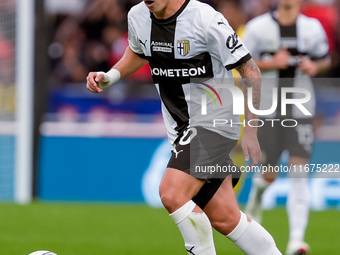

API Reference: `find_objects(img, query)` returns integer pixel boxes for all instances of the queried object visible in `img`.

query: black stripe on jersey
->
[158,79,190,134]
[277,23,298,117]
[147,2,214,134]
[149,11,190,134]
[279,23,298,78]
[225,53,252,71]
[271,13,302,117]
[148,52,214,134]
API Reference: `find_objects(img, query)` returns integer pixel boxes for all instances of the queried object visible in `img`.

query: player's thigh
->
[159,167,205,199]
[189,129,239,209]
[162,126,238,212]
[203,177,240,235]
[159,167,205,213]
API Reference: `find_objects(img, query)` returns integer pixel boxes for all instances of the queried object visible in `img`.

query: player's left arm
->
[235,58,262,167]
[205,13,262,165]
[299,56,331,77]
[299,19,331,77]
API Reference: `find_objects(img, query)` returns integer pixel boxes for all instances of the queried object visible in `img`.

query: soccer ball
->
[28,251,57,255]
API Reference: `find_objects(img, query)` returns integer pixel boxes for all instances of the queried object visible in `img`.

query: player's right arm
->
[205,13,262,166]
[86,46,148,94]
[235,58,262,167]
[254,48,291,71]
[242,21,291,71]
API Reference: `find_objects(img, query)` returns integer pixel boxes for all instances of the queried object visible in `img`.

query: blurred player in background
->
[86,0,283,254]
[243,0,331,254]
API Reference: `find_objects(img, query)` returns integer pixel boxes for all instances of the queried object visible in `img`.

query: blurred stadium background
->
[0,0,339,254]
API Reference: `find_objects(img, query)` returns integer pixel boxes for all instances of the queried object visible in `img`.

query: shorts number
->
[295,124,314,152]
[179,127,197,146]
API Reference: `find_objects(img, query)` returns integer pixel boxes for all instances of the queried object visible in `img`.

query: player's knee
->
[159,191,171,209]
[210,212,240,235]
[264,177,275,183]
[211,219,238,235]
[159,180,188,212]
[159,190,183,213]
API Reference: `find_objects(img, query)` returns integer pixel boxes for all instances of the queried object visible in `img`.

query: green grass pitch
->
[0,202,339,254]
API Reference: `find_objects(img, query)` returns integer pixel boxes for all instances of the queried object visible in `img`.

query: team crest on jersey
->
[177,40,190,56]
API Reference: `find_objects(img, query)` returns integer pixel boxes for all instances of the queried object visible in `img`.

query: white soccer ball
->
[28,251,57,255]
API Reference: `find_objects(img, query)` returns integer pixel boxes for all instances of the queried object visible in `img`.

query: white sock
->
[287,174,309,244]
[227,211,282,255]
[170,200,216,255]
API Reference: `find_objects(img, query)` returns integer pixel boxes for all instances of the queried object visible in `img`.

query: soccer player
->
[243,0,330,254]
[86,0,282,254]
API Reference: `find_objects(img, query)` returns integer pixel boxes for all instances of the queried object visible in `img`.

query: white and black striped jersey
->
[243,12,329,119]
[128,0,251,147]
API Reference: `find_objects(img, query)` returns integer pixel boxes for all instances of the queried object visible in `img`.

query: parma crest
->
[177,40,190,56]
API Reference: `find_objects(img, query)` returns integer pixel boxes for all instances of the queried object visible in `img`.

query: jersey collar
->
[271,10,300,26]
[150,0,190,24]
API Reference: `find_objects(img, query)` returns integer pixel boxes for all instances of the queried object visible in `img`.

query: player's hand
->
[86,72,104,93]
[241,127,261,167]
[272,48,291,69]
[298,56,318,77]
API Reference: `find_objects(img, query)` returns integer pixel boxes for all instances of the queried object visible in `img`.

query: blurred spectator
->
[301,1,338,53]
[218,0,247,33]
[45,0,86,15]
[243,0,276,19]
[48,0,152,93]
[0,27,14,115]
[0,0,15,115]
[49,18,88,84]
[0,0,15,87]
[0,28,13,87]
[80,1,107,41]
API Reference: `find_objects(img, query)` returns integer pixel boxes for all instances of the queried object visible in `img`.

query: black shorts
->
[167,126,240,209]
[258,118,314,166]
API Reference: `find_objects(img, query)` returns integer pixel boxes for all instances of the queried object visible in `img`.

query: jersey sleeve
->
[242,21,261,60]
[127,13,145,57]
[206,13,251,71]
[309,19,329,60]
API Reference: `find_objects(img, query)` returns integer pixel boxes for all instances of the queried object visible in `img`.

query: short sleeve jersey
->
[243,12,329,119]
[128,0,251,146]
